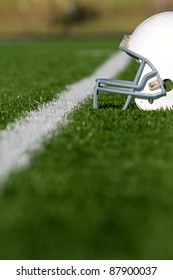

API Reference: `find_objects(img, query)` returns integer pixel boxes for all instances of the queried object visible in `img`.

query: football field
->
[0,38,173,260]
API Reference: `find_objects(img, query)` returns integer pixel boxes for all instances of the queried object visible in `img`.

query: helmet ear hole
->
[163,79,173,92]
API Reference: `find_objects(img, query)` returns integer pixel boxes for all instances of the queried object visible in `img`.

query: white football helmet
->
[94,11,173,110]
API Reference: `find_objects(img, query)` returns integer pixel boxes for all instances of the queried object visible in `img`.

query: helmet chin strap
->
[149,79,163,91]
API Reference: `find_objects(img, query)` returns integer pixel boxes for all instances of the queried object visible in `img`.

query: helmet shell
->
[128,12,173,110]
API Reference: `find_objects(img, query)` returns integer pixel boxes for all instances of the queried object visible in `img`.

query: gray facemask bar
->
[93,46,166,110]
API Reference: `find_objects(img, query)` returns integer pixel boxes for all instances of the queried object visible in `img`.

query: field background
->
[1,0,173,261]
[0,0,173,36]
[1,41,173,259]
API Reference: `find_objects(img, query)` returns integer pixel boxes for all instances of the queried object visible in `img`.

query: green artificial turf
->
[1,41,173,260]
[0,38,117,129]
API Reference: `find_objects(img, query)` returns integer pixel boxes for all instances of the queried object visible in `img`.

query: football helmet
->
[93,11,173,110]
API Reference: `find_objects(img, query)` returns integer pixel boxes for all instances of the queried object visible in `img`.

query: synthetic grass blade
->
[0,52,130,182]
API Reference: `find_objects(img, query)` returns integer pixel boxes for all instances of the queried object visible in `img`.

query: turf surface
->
[0,38,116,129]
[1,39,173,260]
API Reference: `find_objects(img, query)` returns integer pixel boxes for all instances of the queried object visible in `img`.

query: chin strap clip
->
[149,79,163,91]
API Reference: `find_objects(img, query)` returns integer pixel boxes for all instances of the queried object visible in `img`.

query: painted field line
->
[0,52,130,182]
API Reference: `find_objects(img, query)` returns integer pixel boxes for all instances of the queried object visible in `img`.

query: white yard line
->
[0,52,130,182]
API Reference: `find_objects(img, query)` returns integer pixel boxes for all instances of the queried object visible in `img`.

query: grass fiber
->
[1,38,173,260]
[0,38,116,129]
